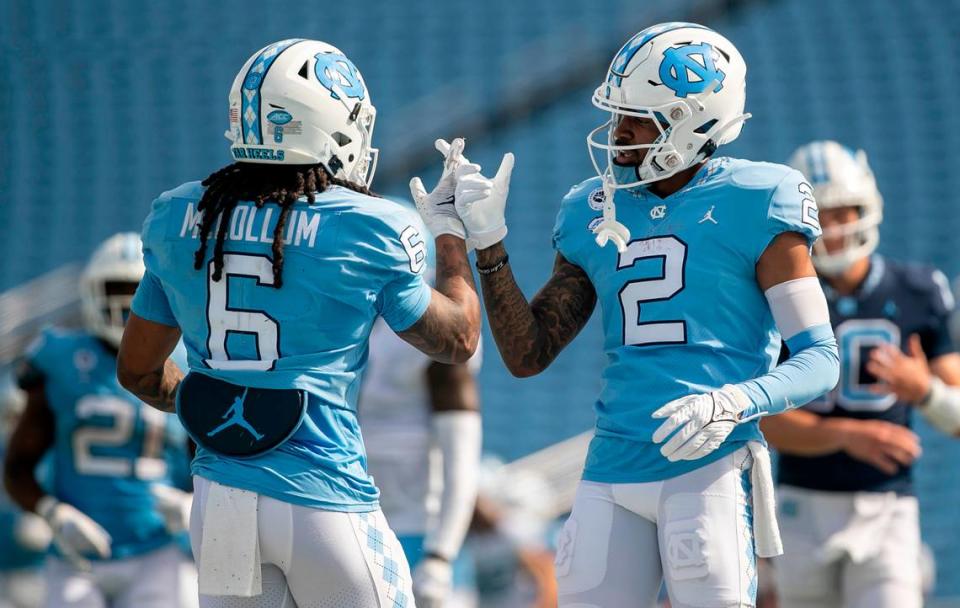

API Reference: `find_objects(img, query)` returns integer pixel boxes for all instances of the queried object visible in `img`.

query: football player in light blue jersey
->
[115,39,481,607]
[428,23,841,607]
[3,233,197,608]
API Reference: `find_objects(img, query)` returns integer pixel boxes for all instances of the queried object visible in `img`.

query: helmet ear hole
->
[348,154,355,162]
[298,61,309,80]
[331,132,352,146]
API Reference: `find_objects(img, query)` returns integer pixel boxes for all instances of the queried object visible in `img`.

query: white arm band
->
[764,276,831,341]
[919,377,960,435]
[424,410,482,560]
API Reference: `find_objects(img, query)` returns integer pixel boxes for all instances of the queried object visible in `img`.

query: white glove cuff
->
[468,225,508,251]
[919,376,960,435]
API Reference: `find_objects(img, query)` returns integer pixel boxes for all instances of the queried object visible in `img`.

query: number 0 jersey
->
[131,181,432,510]
[16,328,188,559]
[777,256,956,495]
[553,157,821,484]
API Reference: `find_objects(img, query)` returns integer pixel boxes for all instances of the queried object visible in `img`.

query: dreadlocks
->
[192,162,373,288]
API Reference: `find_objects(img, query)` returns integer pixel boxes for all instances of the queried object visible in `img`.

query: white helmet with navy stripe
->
[80,232,145,348]
[788,141,882,275]
[588,23,749,190]
[226,39,378,187]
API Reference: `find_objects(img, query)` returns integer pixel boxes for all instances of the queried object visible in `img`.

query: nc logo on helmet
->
[314,53,366,101]
[658,43,725,99]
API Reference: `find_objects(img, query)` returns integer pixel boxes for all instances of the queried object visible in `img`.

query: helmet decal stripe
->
[241,39,306,145]
[607,22,711,86]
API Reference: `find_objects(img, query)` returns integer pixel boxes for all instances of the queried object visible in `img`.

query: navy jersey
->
[16,329,189,559]
[553,157,821,483]
[131,182,432,510]
[777,256,956,494]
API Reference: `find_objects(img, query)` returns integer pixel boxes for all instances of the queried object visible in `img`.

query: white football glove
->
[13,511,52,552]
[37,496,112,570]
[652,384,752,461]
[410,138,470,241]
[412,556,453,608]
[151,485,193,534]
[454,153,514,251]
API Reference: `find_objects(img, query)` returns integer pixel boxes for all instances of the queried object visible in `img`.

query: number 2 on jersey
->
[618,236,687,346]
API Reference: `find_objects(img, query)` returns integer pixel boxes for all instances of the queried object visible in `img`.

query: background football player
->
[0,384,49,608]
[360,314,482,608]
[761,140,960,608]
[3,233,196,608]
[116,39,481,607]
[416,22,840,607]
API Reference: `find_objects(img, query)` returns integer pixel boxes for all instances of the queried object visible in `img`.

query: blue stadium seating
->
[4,0,960,596]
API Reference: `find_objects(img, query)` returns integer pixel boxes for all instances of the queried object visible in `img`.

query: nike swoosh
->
[438,196,455,206]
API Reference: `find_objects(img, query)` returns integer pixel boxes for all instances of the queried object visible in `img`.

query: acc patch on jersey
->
[588,188,606,211]
[177,373,306,458]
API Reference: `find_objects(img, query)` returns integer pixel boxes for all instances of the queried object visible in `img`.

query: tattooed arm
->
[117,314,184,413]
[399,235,482,365]
[475,243,597,377]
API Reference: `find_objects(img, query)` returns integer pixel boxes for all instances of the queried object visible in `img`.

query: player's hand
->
[13,512,52,552]
[652,385,751,461]
[151,485,193,534]
[410,138,470,242]
[836,418,922,475]
[865,334,931,404]
[37,496,112,570]
[454,153,514,251]
[412,556,453,608]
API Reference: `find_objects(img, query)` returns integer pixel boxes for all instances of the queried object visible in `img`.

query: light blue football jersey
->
[131,182,432,510]
[19,328,188,560]
[553,158,821,483]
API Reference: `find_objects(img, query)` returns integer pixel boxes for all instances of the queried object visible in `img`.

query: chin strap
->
[592,178,631,252]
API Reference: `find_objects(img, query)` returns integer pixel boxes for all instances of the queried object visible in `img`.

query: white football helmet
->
[226,39,378,187]
[587,23,750,250]
[80,233,145,348]
[788,141,882,275]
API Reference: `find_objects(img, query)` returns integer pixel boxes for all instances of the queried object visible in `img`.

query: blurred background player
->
[762,140,960,608]
[2,233,196,608]
[445,22,839,607]
[0,383,49,608]
[360,314,482,608]
[116,39,481,607]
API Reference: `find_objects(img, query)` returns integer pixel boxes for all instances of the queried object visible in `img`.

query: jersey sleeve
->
[552,179,600,268]
[918,268,956,359]
[131,270,178,327]
[751,168,823,261]
[14,331,52,390]
[372,210,433,332]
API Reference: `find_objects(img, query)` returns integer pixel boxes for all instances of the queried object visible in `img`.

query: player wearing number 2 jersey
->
[761,141,960,608]
[418,23,841,606]
[3,233,196,608]
[116,39,480,608]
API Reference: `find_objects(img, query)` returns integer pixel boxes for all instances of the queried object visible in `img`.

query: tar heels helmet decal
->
[314,53,366,101]
[226,40,379,187]
[658,43,726,99]
[587,23,749,251]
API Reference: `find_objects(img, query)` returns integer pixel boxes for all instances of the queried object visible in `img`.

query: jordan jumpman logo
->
[206,388,265,440]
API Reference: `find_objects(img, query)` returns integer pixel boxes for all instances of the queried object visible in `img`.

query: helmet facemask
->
[813,203,882,276]
[81,280,139,348]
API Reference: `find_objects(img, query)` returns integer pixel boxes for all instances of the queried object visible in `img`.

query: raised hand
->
[454,153,514,251]
[409,138,470,241]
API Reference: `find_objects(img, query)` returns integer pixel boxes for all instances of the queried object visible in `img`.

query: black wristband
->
[476,254,509,275]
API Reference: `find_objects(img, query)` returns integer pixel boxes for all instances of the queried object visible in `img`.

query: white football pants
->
[44,544,196,608]
[189,476,413,608]
[556,447,758,608]
[773,485,921,608]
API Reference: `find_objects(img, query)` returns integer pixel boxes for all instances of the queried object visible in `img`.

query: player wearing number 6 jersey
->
[421,23,840,606]
[3,233,197,608]
[116,39,480,608]
[761,141,960,608]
